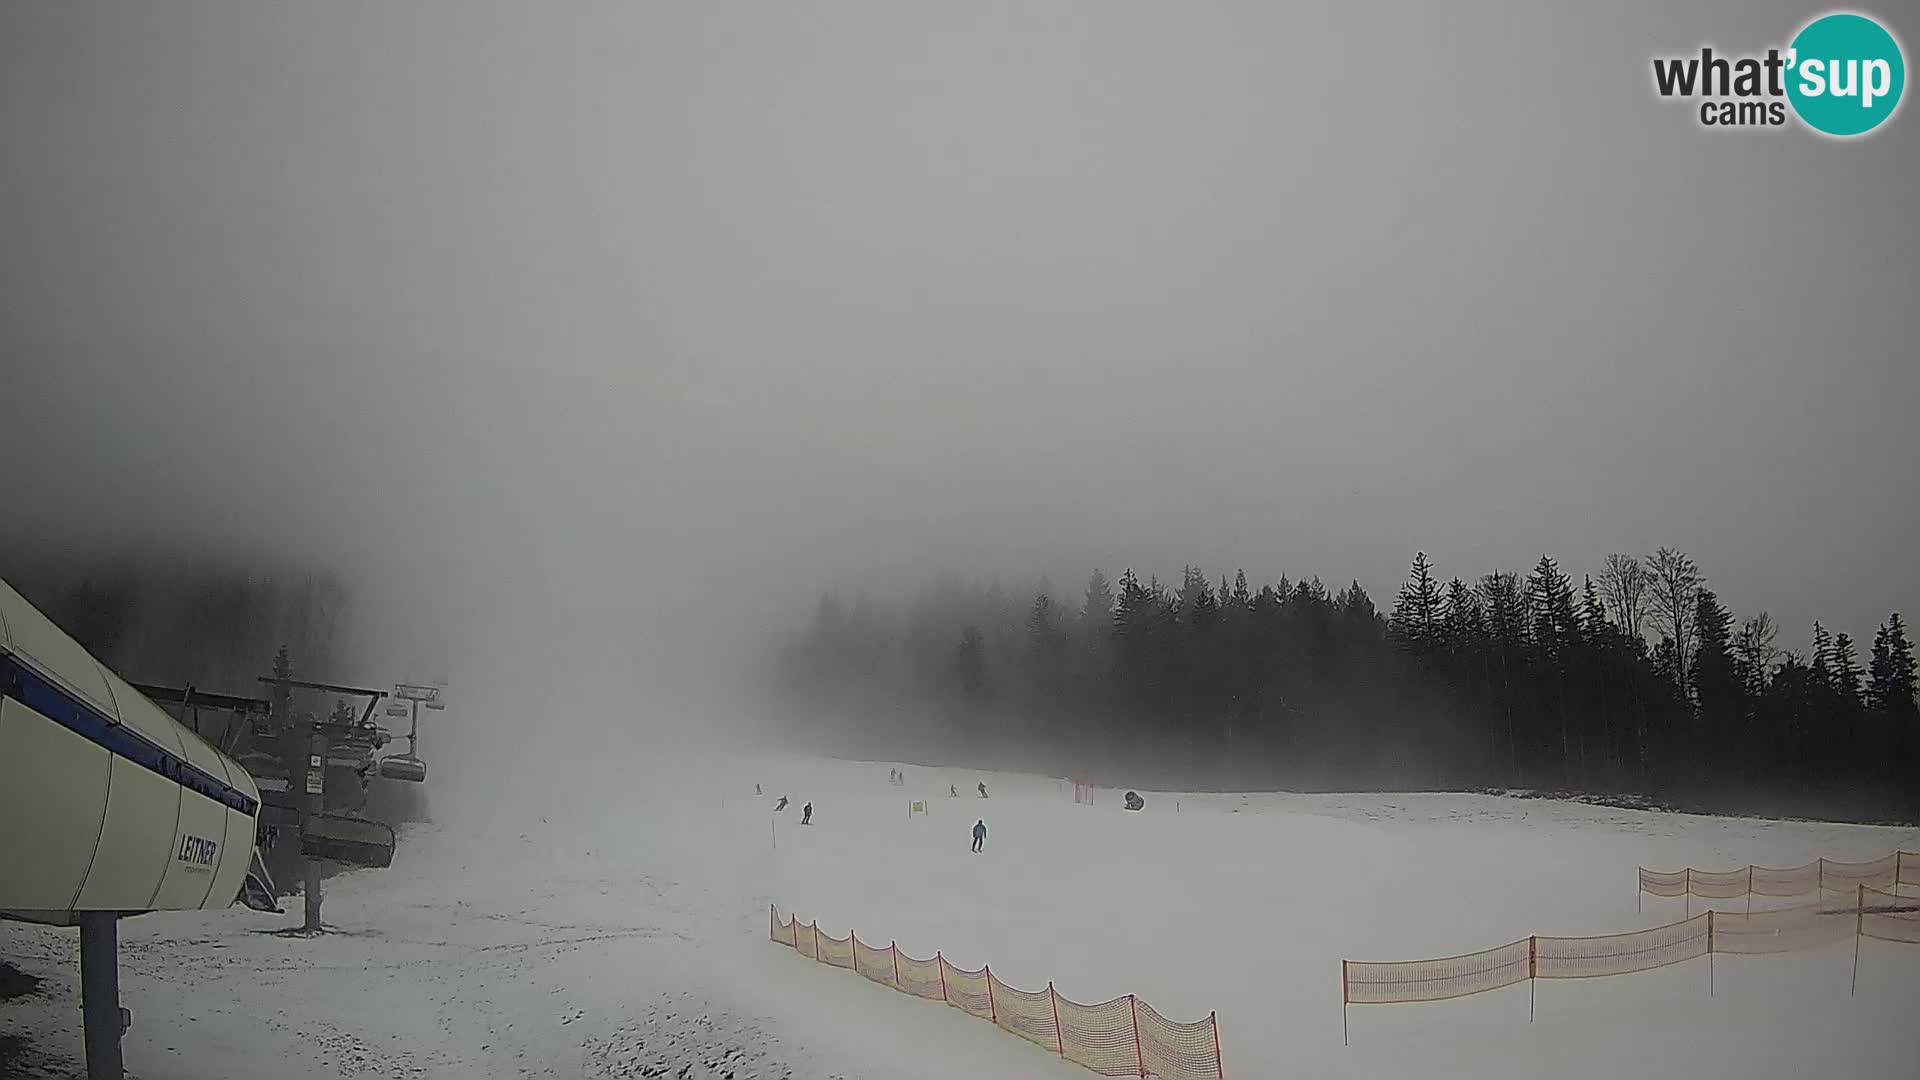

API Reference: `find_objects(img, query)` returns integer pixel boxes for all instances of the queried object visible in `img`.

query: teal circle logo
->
[1787,12,1905,137]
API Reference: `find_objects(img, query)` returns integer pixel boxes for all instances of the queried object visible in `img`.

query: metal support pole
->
[1851,884,1863,997]
[1712,910,1728,999]
[1528,936,1537,1022]
[1211,1012,1223,1079]
[303,728,328,932]
[1341,960,1350,1046]
[1129,994,1146,1078]
[78,912,124,1080]
[1049,982,1064,1056]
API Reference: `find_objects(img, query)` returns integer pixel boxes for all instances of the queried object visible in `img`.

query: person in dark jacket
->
[971,819,987,852]
[774,795,788,811]
[977,781,989,798]
[801,802,813,825]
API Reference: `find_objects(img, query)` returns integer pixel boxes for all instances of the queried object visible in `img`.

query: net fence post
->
[851,932,857,973]
[892,941,901,989]
[1211,1011,1223,1079]
[937,952,948,1003]
[1707,911,1714,998]
[1527,936,1537,1022]
[791,914,799,949]
[1818,857,1824,892]
[1129,994,1145,1078]
[812,922,821,964]
[1747,865,1754,916]
[1049,982,1064,1057]
[1685,868,1691,919]
[1851,884,1863,998]
[1341,960,1350,1046]
[985,964,997,1024]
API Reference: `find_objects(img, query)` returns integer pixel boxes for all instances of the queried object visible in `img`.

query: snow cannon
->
[0,577,273,926]
[1123,790,1145,811]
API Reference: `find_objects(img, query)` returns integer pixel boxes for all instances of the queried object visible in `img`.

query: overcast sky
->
[3,1,1914,691]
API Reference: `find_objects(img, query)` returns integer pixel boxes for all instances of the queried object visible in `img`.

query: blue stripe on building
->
[1,652,259,817]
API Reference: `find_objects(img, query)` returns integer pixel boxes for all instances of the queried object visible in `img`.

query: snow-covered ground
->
[4,746,1917,1079]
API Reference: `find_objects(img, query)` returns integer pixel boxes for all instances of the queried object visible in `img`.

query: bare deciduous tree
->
[1646,547,1702,685]
[1598,553,1649,644]
[1736,612,1780,695]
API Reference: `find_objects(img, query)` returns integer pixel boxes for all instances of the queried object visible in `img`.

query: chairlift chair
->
[300,813,397,868]
[378,754,428,783]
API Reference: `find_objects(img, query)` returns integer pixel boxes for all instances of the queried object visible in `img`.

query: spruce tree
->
[1390,552,1442,657]
[1690,590,1740,739]
[1810,622,1834,686]
[1831,633,1865,707]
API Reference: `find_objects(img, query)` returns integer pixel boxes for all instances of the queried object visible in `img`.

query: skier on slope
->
[977,781,989,798]
[774,795,789,811]
[801,801,813,825]
[949,784,958,798]
[971,819,987,852]
[756,783,763,796]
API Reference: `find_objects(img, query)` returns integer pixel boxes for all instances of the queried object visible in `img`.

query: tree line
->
[4,555,352,694]
[776,550,1918,821]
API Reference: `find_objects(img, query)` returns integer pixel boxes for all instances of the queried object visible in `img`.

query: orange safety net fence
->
[1862,886,1920,945]
[771,906,1224,1079]
[1639,851,1919,901]
[1346,878,1920,1023]
[1345,939,1532,1004]
[1534,914,1709,978]
[1712,897,1854,954]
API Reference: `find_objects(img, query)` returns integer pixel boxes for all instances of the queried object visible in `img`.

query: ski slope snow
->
[3,745,1916,1078]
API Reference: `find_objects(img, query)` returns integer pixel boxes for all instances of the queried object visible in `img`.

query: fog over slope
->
[3,0,1915,769]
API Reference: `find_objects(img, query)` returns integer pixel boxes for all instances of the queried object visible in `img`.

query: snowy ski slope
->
[764,755,1920,1079]
[3,744,1916,1078]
